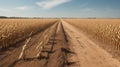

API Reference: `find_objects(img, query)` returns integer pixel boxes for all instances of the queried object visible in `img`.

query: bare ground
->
[62,20,120,67]
[0,20,120,67]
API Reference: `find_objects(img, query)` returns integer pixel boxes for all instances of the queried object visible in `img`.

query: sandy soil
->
[62,19,120,67]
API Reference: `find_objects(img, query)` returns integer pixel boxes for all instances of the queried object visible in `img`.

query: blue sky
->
[0,0,120,18]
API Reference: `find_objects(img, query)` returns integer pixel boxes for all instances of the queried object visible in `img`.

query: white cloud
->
[14,6,31,10]
[0,8,11,12]
[0,6,32,16]
[0,8,17,16]
[36,0,72,10]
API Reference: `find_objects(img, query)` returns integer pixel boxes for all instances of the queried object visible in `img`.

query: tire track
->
[0,22,58,67]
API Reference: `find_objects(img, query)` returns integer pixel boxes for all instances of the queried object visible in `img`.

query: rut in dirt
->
[42,21,78,67]
[0,21,78,67]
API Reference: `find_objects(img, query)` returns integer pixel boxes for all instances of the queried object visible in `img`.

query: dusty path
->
[62,20,120,67]
[0,19,120,67]
[0,21,75,67]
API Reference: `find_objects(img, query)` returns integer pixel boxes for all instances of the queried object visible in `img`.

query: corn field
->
[65,19,120,52]
[0,19,57,49]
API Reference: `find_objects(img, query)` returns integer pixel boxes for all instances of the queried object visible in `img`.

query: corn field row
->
[0,19,57,49]
[65,19,120,52]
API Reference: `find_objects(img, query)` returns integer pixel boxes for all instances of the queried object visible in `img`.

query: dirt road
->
[62,20,120,67]
[0,19,120,67]
[0,21,74,67]
[0,22,59,67]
